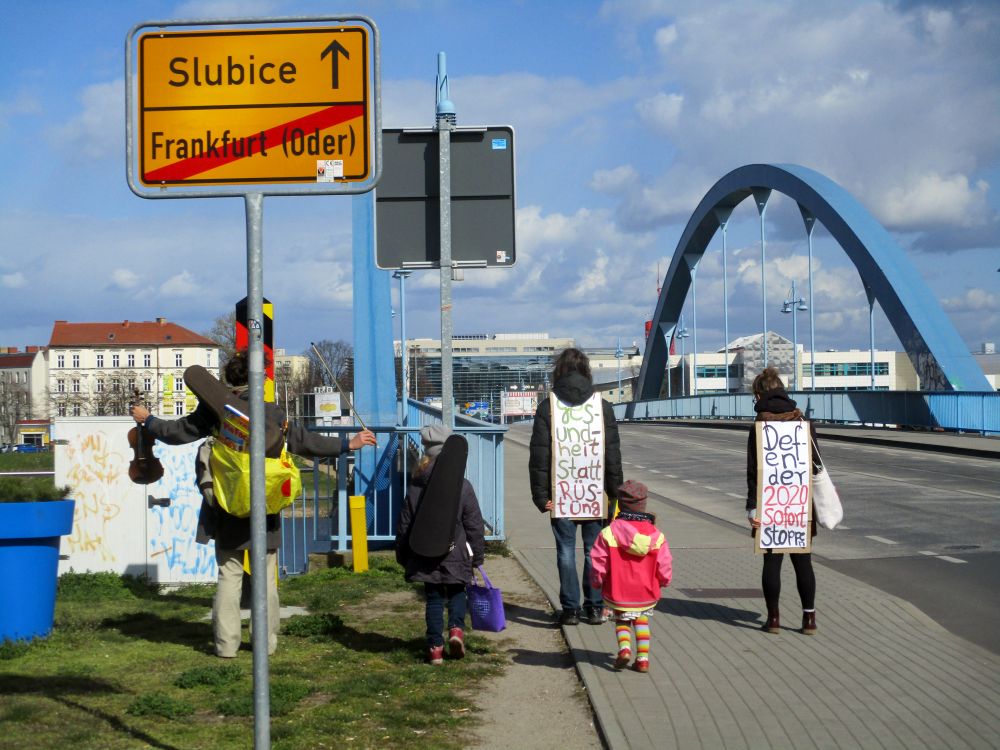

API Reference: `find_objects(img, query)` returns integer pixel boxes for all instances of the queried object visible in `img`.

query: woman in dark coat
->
[528,347,624,626]
[746,367,821,635]
[396,425,486,664]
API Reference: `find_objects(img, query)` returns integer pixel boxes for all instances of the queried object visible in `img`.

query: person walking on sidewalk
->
[746,367,821,635]
[396,425,486,665]
[529,348,624,626]
[590,481,672,673]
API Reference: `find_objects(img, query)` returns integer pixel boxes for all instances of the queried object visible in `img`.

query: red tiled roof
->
[48,320,216,348]
[0,353,38,368]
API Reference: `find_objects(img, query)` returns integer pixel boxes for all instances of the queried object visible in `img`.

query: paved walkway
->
[501,425,1000,750]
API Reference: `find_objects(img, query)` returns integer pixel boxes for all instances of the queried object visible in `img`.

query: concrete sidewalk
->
[501,426,1000,750]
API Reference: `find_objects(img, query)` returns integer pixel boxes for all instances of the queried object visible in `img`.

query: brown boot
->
[762,608,780,634]
[801,610,817,635]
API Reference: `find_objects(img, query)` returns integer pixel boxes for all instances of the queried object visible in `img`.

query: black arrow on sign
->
[321,40,350,89]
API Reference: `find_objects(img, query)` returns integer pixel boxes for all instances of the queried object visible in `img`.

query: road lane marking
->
[726,493,743,499]
[938,556,967,564]
[919,550,937,556]
[649,469,661,474]
[682,479,697,485]
[665,474,677,478]
[634,465,646,469]
[704,485,720,491]
[866,535,898,545]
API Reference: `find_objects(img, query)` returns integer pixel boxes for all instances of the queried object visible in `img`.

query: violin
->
[128,390,164,485]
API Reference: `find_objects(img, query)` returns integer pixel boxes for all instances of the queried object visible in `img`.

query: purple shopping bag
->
[467,565,506,632]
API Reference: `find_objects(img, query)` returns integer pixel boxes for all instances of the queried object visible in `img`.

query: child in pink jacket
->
[590,480,672,673]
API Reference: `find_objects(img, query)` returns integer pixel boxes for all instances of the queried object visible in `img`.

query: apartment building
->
[47,319,219,417]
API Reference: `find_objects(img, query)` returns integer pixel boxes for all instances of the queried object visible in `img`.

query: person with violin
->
[130,350,376,658]
[128,391,163,485]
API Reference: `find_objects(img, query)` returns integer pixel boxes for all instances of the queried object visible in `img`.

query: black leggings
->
[762,552,815,610]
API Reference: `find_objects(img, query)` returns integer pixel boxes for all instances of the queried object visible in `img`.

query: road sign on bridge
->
[135,25,373,187]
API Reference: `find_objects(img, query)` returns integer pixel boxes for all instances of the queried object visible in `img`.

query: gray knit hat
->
[420,424,452,458]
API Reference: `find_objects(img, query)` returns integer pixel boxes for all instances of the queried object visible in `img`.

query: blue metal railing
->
[279,401,506,575]
[616,390,1000,435]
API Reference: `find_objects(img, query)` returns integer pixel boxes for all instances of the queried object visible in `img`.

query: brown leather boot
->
[801,610,817,635]
[762,608,780,634]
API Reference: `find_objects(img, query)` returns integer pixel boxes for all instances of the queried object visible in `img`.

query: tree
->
[0,378,29,444]
[204,311,238,365]
[305,340,354,393]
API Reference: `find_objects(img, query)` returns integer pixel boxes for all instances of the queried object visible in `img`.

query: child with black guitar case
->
[395,425,486,665]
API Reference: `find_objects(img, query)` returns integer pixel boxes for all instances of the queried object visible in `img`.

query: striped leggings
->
[616,615,651,662]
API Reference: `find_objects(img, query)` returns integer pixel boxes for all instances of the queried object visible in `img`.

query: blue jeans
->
[551,518,603,614]
[424,583,467,647]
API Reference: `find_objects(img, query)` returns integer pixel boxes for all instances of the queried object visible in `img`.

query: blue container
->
[0,499,75,642]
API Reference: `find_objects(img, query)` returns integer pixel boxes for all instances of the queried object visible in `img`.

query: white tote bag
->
[810,437,843,530]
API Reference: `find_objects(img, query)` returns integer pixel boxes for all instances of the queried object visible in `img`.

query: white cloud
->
[608,2,1000,237]
[943,288,999,314]
[2,272,26,289]
[160,271,203,297]
[46,80,123,161]
[0,91,40,131]
[590,165,638,194]
[875,173,991,229]
[109,268,140,291]
[636,92,683,133]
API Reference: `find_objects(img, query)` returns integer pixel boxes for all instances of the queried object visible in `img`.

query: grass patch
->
[0,452,54,472]
[127,692,196,719]
[1,552,504,749]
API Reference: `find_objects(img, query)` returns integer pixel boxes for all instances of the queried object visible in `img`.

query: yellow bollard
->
[349,495,369,573]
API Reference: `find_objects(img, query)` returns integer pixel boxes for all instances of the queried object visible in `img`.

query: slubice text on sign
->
[755,420,812,554]
[138,26,370,186]
[550,393,605,520]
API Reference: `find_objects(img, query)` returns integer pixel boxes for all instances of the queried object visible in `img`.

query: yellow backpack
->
[210,438,302,518]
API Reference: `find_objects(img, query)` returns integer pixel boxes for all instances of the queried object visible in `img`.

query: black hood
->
[754,388,798,415]
[552,371,595,407]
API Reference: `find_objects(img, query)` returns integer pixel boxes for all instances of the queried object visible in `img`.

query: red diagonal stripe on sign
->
[143,103,364,183]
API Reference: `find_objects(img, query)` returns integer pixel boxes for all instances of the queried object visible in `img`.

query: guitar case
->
[408,434,469,558]
[184,365,284,458]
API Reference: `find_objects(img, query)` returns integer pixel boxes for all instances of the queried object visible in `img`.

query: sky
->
[2,0,998,361]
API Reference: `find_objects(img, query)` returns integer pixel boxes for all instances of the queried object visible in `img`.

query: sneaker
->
[427,645,445,665]
[632,659,649,674]
[559,610,580,626]
[585,607,608,625]
[614,649,632,669]
[448,627,465,659]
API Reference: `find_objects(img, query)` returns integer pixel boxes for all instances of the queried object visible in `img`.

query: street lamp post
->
[615,337,624,404]
[781,280,808,391]
[677,316,691,396]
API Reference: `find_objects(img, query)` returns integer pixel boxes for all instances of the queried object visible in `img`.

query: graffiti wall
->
[53,417,217,583]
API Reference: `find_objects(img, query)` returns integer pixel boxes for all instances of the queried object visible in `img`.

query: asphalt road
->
[615,423,1000,655]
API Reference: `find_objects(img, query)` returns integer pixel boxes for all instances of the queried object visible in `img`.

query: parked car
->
[14,444,41,453]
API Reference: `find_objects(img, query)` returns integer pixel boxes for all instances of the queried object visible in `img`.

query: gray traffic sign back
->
[376,126,515,269]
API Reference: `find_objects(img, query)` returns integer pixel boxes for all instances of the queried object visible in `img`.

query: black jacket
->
[528,372,624,517]
[395,461,486,585]
[145,392,349,551]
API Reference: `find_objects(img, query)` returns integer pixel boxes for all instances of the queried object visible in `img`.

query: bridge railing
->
[279,401,506,575]
[617,390,1000,435]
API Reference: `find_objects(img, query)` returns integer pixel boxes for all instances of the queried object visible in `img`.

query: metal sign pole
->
[436,53,456,428]
[244,192,271,747]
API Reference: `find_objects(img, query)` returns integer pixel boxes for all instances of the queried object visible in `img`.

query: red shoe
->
[632,659,649,674]
[614,649,632,669]
[448,627,465,659]
[428,645,444,665]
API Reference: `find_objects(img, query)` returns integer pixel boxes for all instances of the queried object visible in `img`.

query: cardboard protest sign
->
[550,393,605,519]
[755,420,812,554]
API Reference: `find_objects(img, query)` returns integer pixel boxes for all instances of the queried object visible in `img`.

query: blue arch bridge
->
[279,164,999,576]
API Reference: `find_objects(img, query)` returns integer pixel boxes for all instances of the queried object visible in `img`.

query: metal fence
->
[617,390,1000,435]
[279,401,506,576]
